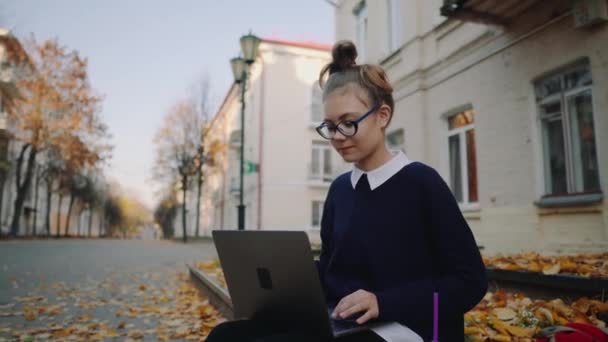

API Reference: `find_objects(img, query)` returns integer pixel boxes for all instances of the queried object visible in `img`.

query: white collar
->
[350,150,412,190]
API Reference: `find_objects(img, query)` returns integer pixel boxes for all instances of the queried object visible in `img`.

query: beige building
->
[334,0,608,254]
[187,39,348,242]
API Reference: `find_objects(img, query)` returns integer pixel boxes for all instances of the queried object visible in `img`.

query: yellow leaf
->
[127,329,144,339]
[24,311,36,321]
[504,324,532,337]
[542,263,560,275]
[492,308,516,321]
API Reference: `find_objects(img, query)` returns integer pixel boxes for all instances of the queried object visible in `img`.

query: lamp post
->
[230,32,261,231]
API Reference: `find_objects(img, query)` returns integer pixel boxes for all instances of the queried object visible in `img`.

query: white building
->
[190,39,345,243]
[334,0,608,254]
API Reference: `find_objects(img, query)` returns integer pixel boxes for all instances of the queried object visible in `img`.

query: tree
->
[154,192,178,239]
[5,36,108,236]
[153,99,207,243]
[103,194,123,237]
[191,78,211,238]
[59,135,103,236]
[40,150,65,236]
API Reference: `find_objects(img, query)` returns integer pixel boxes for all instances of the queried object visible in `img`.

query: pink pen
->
[433,292,438,342]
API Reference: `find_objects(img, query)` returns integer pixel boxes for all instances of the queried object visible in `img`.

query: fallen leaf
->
[542,263,560,275]
[493,308,516,321]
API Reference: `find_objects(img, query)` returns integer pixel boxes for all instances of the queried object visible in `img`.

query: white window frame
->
[387,0,402,53]
[447,113,478,209]
[311,200,324,230]
[538,79,599,195]
[310,83,323,124]
[310,141,333,183]
[355,3,368,62]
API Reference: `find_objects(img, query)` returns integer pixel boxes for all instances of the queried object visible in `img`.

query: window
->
[310,141,333,182]
[387,0,402,53]
[354,1,368,62]
[447,109,478,205]
[386,128,405,152]
[536,61,600,196]
[311,83,323,123]
[311,200,324,229]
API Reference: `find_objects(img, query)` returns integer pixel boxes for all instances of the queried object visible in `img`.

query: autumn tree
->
[190,78,213,238]
[154,192,179,239]
[5,36,110,236]
[153,99,206,243]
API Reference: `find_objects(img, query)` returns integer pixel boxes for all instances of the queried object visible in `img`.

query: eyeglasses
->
[315,105,380,140]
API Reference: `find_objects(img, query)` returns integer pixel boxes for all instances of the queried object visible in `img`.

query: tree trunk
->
[181,175,188,243]
[64,193,75,237]
[76,210,82,237]
[45,181,52,236]
[88,207,93,237]
[0,172,6,237]
[98,208,104,237]
[79,210,84,237]
[44,180,53,236]
[10,144,37,237]
[32,166,40,236]
[55,194,63,238]
[195,169,202,238]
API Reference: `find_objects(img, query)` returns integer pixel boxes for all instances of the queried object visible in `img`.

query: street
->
[0,239,219,341]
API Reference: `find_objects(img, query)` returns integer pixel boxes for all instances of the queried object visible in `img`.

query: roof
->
[262,38,331,51]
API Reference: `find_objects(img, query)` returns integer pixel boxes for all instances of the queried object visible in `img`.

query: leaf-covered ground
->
[195,258,608,341]
[483,252,608,278]
[0,267,224,341]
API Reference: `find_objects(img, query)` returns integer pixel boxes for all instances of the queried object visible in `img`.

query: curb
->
[487,267,608,299]
[187,264,234,320]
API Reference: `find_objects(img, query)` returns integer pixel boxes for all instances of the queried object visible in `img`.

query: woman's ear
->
[376,104,392,129]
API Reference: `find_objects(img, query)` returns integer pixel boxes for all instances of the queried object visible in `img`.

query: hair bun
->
[330,40,357,73]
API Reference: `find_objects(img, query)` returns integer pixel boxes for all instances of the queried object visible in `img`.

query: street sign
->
[244,161,258,174]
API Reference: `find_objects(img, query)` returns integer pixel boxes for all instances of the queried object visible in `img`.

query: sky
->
[2,0,335,208]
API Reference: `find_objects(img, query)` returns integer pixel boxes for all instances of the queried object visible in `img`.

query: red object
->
[536,323,608,342]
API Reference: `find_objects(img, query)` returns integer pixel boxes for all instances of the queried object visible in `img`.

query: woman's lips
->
[338,146,355,153]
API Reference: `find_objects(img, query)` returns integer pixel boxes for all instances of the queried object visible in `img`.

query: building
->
[190,39,343,243]
[333,0,608,254]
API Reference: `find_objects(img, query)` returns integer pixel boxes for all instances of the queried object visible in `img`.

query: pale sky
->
[3,0,334,208]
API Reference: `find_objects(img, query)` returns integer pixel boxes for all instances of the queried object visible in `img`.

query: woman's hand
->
[332,289,379,324]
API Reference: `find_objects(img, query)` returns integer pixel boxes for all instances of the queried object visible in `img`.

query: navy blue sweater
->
[317,162,487,341]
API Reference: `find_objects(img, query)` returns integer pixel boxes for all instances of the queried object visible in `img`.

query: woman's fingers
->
[338,302,363,319]
[356,309,377,325]
[332,294,354,318]
[333,290,380,324]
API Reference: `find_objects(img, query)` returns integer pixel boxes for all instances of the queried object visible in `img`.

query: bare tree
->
[153,99,205,243]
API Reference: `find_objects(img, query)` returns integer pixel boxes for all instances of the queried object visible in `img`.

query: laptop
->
[212,230,372,339]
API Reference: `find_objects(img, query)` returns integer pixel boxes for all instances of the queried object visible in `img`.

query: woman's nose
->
[332,130,347,141]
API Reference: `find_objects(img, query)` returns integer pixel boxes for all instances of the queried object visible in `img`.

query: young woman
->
[207,40,487,342]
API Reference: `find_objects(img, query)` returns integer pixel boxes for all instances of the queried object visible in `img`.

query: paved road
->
[0,239,218,341]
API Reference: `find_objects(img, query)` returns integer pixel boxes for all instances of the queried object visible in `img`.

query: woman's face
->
[323,85,390,164]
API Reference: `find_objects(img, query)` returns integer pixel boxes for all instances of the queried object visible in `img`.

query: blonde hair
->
[319,40,394,123]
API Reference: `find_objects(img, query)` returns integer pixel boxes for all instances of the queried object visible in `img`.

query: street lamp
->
[230,32,261,231]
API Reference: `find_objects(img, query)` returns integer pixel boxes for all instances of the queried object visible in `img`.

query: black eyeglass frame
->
[315,105,380,140]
